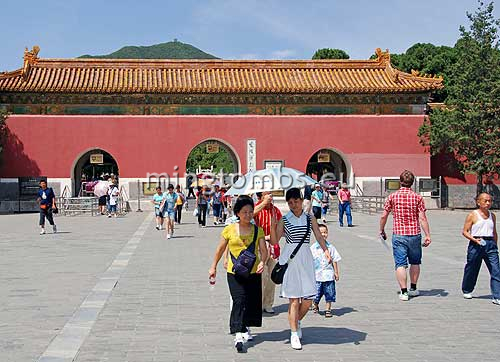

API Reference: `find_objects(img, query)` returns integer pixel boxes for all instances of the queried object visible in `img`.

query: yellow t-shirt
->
[222,223,265,275]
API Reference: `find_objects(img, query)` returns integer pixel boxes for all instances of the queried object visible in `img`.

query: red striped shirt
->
[254,202,282,236]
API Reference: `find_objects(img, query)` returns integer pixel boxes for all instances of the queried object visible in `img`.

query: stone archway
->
[72,149,119,196]
[185,139,240,187]
[306,148,350,185]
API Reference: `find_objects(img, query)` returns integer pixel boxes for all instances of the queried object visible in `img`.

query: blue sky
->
[1,0,498,71]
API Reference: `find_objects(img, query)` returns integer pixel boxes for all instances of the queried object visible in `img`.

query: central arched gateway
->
[306,148,351,185]
[186,139,240,176]
[72,149,119,196]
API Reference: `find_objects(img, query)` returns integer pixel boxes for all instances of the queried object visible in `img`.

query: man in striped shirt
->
[379,170,431,301]
[254,191,282,313]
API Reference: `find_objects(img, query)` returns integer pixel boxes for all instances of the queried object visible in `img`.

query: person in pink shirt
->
[337,183,352,227]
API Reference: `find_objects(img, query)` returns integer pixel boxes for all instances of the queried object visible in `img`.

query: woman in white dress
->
[270,187,332,350]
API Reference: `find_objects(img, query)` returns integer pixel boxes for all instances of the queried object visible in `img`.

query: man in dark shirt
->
[37,179,57,235]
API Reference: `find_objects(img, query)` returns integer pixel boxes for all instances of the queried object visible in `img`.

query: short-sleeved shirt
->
[384,187,426,236]
[163,192,178,211]
[108,186,119,206]
[254,202,282,236]
[311,190,323,207]
[212,191,222,205]
[152,193,165,209]
[38,187,55,206]
[176,192,185,206]
[197,191,209,205]
[222,223,265,275]
[310,241,342,282]
[338,189,351,202]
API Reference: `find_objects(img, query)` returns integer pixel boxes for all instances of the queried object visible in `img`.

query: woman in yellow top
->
[209,195,268,353]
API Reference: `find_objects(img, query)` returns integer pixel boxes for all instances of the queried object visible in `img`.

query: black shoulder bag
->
[231,225,258,278]
[271,215,311,285]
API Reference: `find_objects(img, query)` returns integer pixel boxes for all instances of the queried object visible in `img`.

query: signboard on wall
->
[206,143,220,153]
[318,152,330,163]
[90,154,104,164]
[264,160,283,170]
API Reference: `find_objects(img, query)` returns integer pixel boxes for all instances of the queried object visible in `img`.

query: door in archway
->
[306,149,347,184]
[73,150,119,196]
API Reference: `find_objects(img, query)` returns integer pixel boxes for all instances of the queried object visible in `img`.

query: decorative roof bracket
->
[22,45,40,80]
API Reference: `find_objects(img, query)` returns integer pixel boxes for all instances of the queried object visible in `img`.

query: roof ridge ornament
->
[22,45,40,79]
[375,48,391,65]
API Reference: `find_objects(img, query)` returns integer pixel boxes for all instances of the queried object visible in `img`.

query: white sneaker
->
[290,334,302,350]
[399,292,409,301]
[234,335,244,352]
[408,289,419,297]
[166,233,171,239]
[242,328,253,342]
[263,307,275,314]
[492,299,500,305]
[463,293,473,299]
[40,229,46,235]
[52,225,57,233]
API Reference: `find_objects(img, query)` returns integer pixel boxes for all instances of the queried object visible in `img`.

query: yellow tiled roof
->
[0,47,443,94]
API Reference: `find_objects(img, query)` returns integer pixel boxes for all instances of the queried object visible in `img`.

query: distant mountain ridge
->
[79,40,219,60]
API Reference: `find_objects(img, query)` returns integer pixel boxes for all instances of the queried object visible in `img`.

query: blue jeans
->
[462,238,500,299]
[392,234,422,269]
[338,202,352,226]
[314,280,336,303]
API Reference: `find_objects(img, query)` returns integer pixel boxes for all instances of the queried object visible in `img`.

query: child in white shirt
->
[310,223,342,317]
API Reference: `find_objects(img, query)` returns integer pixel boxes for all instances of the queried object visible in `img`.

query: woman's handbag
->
[231,225,258,278]
[271,215,310,284]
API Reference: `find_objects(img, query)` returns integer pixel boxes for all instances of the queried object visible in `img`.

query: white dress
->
[279,211,317,299]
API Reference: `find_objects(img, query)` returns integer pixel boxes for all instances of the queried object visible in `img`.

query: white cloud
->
[270,49,296,59]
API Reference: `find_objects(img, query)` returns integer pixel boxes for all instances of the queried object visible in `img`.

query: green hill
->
[79,40,219,59]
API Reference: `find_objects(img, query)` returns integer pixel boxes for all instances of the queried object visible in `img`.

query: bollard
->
[136,179,143,212]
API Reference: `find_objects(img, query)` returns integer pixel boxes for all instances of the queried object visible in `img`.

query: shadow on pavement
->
[333,307,358,316]
[418,289,449,297]
[262,303,288,317]
[474,294,493,300]
[250,327,367,348]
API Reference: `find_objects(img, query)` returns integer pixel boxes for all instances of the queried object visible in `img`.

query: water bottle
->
[209,276,216,291]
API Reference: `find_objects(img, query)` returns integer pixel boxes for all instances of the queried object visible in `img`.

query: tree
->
[186,143,237,174]
[0,110,7,166]
[419,1,500,194]
[312,48,349,60]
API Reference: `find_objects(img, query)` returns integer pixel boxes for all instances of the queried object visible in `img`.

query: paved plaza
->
[1,208,499,362]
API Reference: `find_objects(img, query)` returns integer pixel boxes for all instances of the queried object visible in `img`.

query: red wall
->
[1,115,430,178]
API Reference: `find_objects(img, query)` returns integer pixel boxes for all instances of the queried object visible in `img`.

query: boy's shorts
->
[108,204,117,213]
[314,280,336,303]
[164,209,175,219]
[392,234,422,269]
[155,208,163,217]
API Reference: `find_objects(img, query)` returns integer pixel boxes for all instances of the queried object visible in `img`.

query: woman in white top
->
[461,192,500,305]
[270,187,332,350]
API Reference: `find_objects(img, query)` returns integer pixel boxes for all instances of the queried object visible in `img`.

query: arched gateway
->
[73,149,119,196]
[306,148,351,185]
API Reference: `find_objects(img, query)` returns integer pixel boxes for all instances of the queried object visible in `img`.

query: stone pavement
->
[1,209,499,362]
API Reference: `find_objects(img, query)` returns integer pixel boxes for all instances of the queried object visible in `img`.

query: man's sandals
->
[324,310,333,318]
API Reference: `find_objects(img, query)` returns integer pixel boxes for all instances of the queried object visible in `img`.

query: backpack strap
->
[230,224,258,263]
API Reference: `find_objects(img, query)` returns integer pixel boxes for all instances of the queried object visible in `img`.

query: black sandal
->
[325,310,332,318]
[312,303,319,313]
